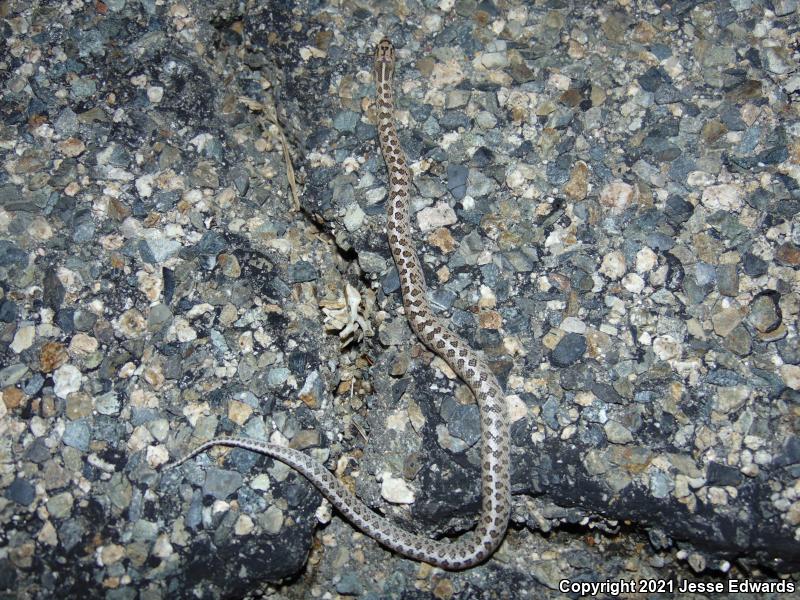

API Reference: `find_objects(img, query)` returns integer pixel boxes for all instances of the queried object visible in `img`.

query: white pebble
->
[53,364,82,398]
[380,472,415,504]
[599,250,626,280]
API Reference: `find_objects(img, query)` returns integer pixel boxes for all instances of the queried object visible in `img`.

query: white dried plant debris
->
[320,283,373,348]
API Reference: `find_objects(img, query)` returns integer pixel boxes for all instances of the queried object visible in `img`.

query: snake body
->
[164,38,510,570]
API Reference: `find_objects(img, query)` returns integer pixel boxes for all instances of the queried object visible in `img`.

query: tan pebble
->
[3,387,25,410]
[10,324,35,353]
[228,399,253,426]
[69,333,98,356]
[117,308,147,338]
[780,365,800,391]
[427,227,456,253]
[99,543,126,566]
[563,161,589,200]
[234,515,255,536]
[433,578,454,600]
[776,242,800,266]
[40,341,68,372]
[600,180,638,215]
[58,137,85,157]
[478,311,502,329]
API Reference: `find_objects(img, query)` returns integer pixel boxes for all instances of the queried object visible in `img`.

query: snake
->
[162,38,511,570]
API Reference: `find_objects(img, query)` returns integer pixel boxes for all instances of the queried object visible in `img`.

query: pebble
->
[416,202,457,231]
[61,420,91,451]
[700,184,742,211]
[599,181,637,214]
[599,251,626,280]
[380,473,415,504]
[10,324,35,353]
[5,478,36,506]
[53,365,82,398]
[550,333,587,367]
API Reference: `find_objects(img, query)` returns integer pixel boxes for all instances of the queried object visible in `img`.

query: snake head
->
[374,38,395,78]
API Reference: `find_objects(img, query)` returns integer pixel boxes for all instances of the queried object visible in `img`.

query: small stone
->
[780,365,800,391]
[635,247,658,272]
[336,573,364,596]
[714,385,749,414]
[131,520,159,542]
[147,86,164,103]
[153,534,173,559]
[563,161,589,200]
[260,505,284,534]
[381,473,415,504]
[550,333,587,367]
[227,400,253,426]
[653,335,681,360]
[234,514,255,536]
[95,392,121,416]
[599,250,626,280]
[447,164,468,200]
[599,180,637,214]
[723,324,751,356]
[10,325,35,353]
[288,260,317,283]
[711,305,746,337]
[700,184,742,211]
[289,429,320,450]
[203,468,243,499]
[716,264,739,297]
[57,137,85,157]
[66,392,93,420]
[775,243,800,266]
[68,333,98,356]
[116,308,147,338]
[748,292,781,333]
[742,252,767,277]
[622,273,645,294]
[333,111,359,132]
[343,203,366,232]
[416,202,457,232]
[771,0,798,17]
[427,228,456,253]
[5,477,36,505]
[3,387,25,410]
[46,491,74,519]
[605,420,633,444]
[53,365,82,398]
[62,420,91,451]
[0,363,29,387]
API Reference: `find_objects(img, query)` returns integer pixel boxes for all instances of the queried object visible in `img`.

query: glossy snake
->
[163,38,511,570]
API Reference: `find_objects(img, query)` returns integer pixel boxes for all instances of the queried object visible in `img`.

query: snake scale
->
[163,38,511,570]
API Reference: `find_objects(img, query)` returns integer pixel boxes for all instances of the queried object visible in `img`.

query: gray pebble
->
[288,260,317,283]
[4,477,36,505]
[723,324,752,357]
[62,420,91,452]
[441,398,481,447]
[748,292,781,333]
[131,519,159,542]
[333,111,359,133]
[447,164,468,200]
[550,333,586,367]
[336,573,363,595]
[203,467,243,499]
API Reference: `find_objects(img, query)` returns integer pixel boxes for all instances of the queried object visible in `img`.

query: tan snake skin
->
[163,38,510,570]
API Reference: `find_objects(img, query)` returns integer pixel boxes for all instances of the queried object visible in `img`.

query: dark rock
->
[5,477,35,505]
[550,333,586,367]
